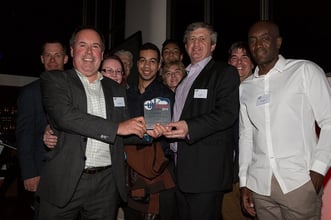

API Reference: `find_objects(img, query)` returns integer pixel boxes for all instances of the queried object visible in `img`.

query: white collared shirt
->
[239,55,331,195]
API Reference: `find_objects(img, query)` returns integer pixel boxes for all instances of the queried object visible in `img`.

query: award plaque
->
[144,97,171,129]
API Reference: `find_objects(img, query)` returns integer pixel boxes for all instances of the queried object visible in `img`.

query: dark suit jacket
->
[38,69,141,207]
[16,79,47,181]
[176,59,240,193]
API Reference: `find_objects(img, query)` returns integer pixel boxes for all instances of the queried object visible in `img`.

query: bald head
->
[248,21,280,39]
[247,21,282,75]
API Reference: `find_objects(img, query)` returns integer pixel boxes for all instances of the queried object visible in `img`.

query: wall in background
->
[125,0,167,49]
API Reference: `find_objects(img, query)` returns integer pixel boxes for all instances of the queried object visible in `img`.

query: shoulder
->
[40,69,73,81]
[18,79,41,98]
[157,79,173,93]
[285,58,325,77]
[102,77,126,94]
[214,60,237,74]
[126,83,138,96]
[206,60,240,83]
[21,79,41,91]
[152,79,175,98]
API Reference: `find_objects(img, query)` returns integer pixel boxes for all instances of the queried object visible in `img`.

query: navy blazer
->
[38,69,135,207]
[176,59,240,193]
[16,79,47,181]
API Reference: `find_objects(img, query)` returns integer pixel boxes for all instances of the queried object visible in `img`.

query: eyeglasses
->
[165,70,183,77]
[101,68,124,76]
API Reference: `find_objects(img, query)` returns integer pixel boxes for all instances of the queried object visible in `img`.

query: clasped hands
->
[118,117,189,140]
[43,117,189,148]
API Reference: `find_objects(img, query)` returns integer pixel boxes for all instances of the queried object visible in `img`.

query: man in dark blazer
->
[163,22,240,220]
[16,39,68,219]
[38,26,160,220]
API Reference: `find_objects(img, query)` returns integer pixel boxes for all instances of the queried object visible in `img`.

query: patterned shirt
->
[77,71,111,168]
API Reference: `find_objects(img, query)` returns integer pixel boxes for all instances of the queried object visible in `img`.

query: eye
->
[163,50,170,55]
[230,57,238,63]
[54,54,62,58]
[78,42,86,48]
[92,44,101,49]
[43,54,51,59]
[199,36,205,41]
[150,59,158,64]
[262,35,272,42]
[241,56,250,62]
[138,58,146,64]
[248,38,256,45]
[189,36,195,42]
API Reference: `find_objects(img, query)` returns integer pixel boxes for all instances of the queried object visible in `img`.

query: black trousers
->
[124,187,177,220]
[39,167,119,220]
[176,189,223,220]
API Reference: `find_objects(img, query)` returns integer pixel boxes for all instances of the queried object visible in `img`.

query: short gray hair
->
[183,22,217,45]
[114,49,134,68]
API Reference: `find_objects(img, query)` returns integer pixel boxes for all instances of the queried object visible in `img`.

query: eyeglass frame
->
[101,68,124,76]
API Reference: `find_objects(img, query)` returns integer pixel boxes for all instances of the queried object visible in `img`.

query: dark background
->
[170,0,331,73]
[0,2,330,218]
[0,0,331,78]
[0,0,83,77]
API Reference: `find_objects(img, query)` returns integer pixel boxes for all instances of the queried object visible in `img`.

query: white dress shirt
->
[239,55,331,196]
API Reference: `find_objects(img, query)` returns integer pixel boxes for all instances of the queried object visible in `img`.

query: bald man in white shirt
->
[239,21,331,220]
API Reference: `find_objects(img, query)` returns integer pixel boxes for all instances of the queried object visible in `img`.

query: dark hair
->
[41,39,67,55]
[162,39,183,54]
[249,20,280,38]
[139,42,161,62]
[101,54,127,86]
[102,54,125,76]
[228,41,252,60]
[69,25,105,51]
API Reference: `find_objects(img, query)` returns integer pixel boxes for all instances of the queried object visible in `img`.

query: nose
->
[193,39,199,46]
[255,39,264,49]
[86,45,93,54]
[143,60,151,67]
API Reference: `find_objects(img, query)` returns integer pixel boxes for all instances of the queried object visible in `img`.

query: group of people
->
[15,20,331,220]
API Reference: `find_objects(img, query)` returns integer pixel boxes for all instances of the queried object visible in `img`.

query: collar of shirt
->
[131,77,162,94]
[185,56,212,76]
[76,69,104,84]
[253,55,286,78]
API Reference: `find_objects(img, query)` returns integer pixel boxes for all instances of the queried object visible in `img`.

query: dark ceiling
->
[1,0,330,78]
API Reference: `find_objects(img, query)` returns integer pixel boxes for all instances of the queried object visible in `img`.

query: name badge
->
[113,97,125,107]
[194,89,208,99]
[256,94,270,106]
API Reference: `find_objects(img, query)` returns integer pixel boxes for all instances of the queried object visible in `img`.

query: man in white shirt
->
[239,21,331,219]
